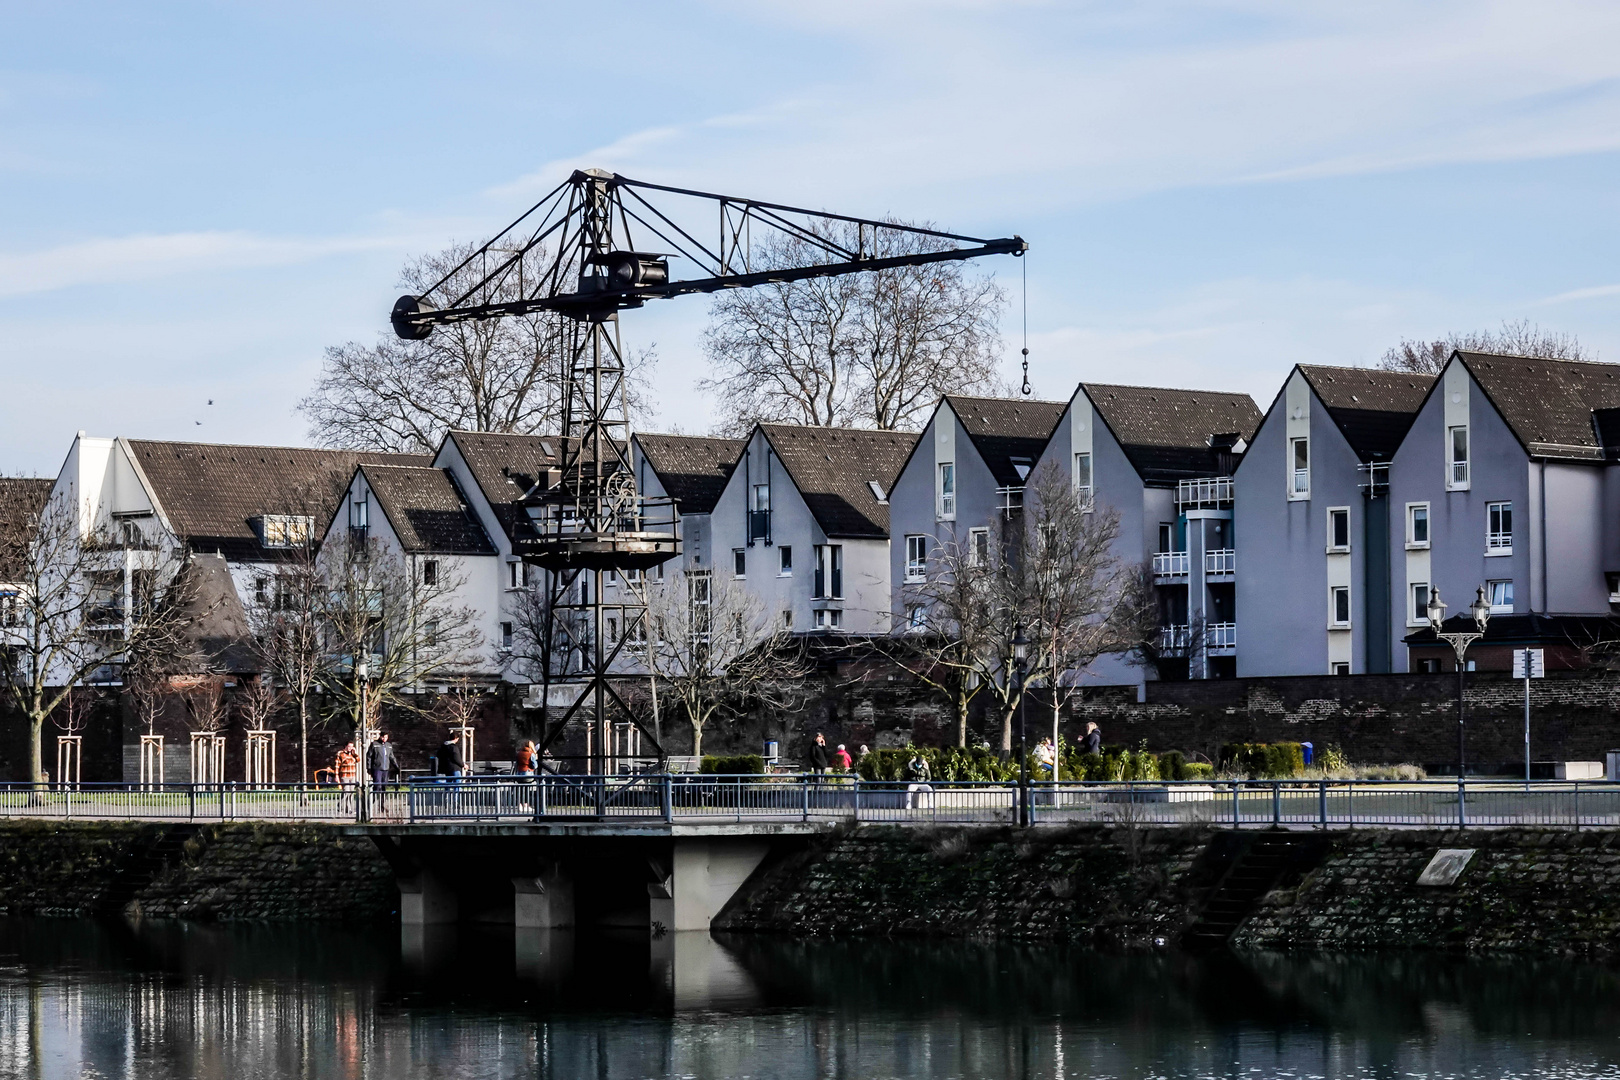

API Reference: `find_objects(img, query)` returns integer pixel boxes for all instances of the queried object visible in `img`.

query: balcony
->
[1176,476,1233,508]
[1358,461,1389,497]
[996,485,1023,518]
[1205,548,1235,576]
[747,509,772,544]
[1152,551,1189,578]
[1158,624,1191,652]
[1206,622,1237,652]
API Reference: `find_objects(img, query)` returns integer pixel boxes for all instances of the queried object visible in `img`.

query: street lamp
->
[1012,624,1029,828]
[1427,585,1491,779]
[354,658,369,823]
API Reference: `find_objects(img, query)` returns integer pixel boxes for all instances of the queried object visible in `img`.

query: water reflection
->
[0,918,1617,1078]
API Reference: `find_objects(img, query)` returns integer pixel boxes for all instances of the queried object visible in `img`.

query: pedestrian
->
[857,744,870,763]
[905,751,931,783]
[809,733,830,778]
[439,734,465,779]
[335,741,359,785]
[515,740,536,776]
[833,743,853,771]
[1034,737,1057,778]
[367,733,395,787]
[1081,722,1102,756]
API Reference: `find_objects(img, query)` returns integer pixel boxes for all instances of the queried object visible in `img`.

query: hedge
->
[699,754,766,775]
[1218,742,1306,779]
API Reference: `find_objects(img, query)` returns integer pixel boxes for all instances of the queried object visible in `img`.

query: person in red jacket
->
[833,744,853,771]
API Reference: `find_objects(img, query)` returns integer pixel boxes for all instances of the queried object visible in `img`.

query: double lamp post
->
[1426,584,1492,778]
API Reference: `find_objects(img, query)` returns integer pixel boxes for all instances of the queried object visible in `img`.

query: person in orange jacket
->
[335,742,359,785]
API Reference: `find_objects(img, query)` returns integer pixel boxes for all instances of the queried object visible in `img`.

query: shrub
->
[1158,750,1188,780]
[1218,742,1306,779]
[1318,744,1351,773]
[699,754,765,775]
[1184,762,1215,780]
[854,746,1018,782]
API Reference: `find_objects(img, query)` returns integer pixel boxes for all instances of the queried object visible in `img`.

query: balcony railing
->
[1206,622,1237,651]
[996,485,1023,517]
[1487,531,1512,553]
[1177,476,1233,508]
[1158,624,1191,651]
[1152,551,1190,577]
[1205,549,1235,575]
[1358,461,1389,496]
[748,509,772,544]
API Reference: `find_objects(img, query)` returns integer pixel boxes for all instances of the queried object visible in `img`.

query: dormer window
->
[866,480,888,503]
[258,514,314,549]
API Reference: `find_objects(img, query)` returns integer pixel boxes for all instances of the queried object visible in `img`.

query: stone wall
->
[0,821,395,921]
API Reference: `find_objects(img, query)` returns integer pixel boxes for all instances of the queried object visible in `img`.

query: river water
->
[1,918,1618,1079]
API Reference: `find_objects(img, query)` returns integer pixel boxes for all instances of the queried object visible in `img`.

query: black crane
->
[392,168,1025,774]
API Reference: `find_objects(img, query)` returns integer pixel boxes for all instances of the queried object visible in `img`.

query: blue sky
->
[4,1,1620,473]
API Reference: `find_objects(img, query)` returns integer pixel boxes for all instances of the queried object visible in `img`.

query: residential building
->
[1236,365,1434,676]
[1390,352,1620,671]
[887,394,1066,633]
[711,424,918,634]
[1033,382,1261,681]
[631,433,747,576]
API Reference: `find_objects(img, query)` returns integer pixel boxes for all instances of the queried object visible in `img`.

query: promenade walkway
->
[2,776,1618,830]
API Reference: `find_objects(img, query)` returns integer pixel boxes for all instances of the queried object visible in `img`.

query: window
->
[814,608,843,631]
[1410,583,1430,626]
[866,480,887,503]
[905,535,928,581]
[1407,504,1429,548]
[1011,457,1033,482]
[0,589,19,628]
[689,572,712,640]
[423,620,439,646]
[815,544,843,599]
[733,548,747,577]
[938,462,956,519]
[1290,438,1309,496]
[1449,426,1470,487]
[1487,502,1513,554]
[969,527,990,567]
[1331,662,1350,676]
[1074,452,1093,509]
[422,559,439,586]
[507,561,526,589]
[1328,508,1350,552]
[607,616,619,644]
[907,605,926,632]
[259,514,314,549]
[254,576,270,605]
[500,622,514,650]
[779,546,792,575]
[1330,586,1351,627]
[781,609,793,631]
[350,497,368,529]
[1157,523,1175,553]
[748,484,771,542]
[1487,579,1514,613]
[752,484,770,512]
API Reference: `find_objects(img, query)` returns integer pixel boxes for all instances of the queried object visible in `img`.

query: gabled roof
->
[0,478,53,579]
[1298,365,1436,462]
[169,553,257,674]
[441,431,563,545]
[125,441,430,561]
[635,433,746,515]
[1453,352,1620,461]
[357,465,495,555]
[943,395,1067,486]
[1081,383,1262,485]
[758,424,919,539]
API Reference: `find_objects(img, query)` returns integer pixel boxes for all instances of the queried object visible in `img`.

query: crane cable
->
[1019,251,1031,396]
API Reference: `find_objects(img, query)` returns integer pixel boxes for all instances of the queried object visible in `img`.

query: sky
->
[3,1,1620,474]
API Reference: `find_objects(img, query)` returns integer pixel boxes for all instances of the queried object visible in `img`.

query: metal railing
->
[1152,551,1189,577]
[1206,621,1237,650]
[1159,624,1191,651]
[1177,476,1233,507]
[5,778,1620,830]
[1205,548,1235,574]
[995,485,1023,517]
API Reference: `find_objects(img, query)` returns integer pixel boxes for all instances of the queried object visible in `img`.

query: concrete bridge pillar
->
[398,866,459,926]
[648,838,770,933]
[513,862,574,928]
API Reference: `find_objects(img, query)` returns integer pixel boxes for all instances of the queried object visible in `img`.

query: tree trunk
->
[955,699,969,748]
[28,712,43,784]
[999,703,1015,754]
[691,721,703,758]
[298,694,309,786]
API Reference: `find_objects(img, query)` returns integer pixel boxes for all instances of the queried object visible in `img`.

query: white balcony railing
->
[996,485,1023,517]
[1487,531,1512,553]
[1177,476,1233,507]
[1158,624,1191,651]
[1206,622,1237,651]
[1152,551,1190,577]
[1205,548,1235,575]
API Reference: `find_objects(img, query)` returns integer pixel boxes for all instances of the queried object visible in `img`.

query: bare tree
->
[300,243,654,451]
[892,535,997,747]
[699,220,1005,433]
[1378,319,1594,375]
[316,532,482,747]
[0,485,200,782]
[245,534,328,785]
[641,569,809,756]
[234,674,282,733]
[181,677,228,734]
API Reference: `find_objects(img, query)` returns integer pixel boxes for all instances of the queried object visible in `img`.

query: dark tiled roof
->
[0,478,53,579]
[943,395,1066,486]
[635,433,746,514]
[126,441,430,561]
[359,465,495,555]
[1456,352,1620,460]
[170,553,257,673]
[442,431,563,545]
[759,425,920,539]
[1082,384,1262,485]
[1298,365,1436,461]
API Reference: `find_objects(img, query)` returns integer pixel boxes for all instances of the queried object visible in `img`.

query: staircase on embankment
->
[1181,831,1330,950]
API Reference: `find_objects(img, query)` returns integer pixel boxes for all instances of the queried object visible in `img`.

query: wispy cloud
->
[1533,283,1620,306]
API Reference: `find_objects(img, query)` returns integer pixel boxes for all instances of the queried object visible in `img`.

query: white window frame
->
[1331,662,1350,676]
[1289,437,1310,498]
[733,548,747,578]
[1409,583,1431,627]
[1406,503,1430,549]
[1448,425,1470,490]
[906,605,926,633]
[781,608,793,631]
[1487,578,1514,613]
[778,545,792,576]
[1329,585,1351,628]
[904,535,927,582]
[1326,507,1351,553]
[937,462,956,520]
[1486,501,1513,556]
[499,621,514,651]
[1073,452,1093,510]
[506,560,526,590]
[968,527,990,567]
